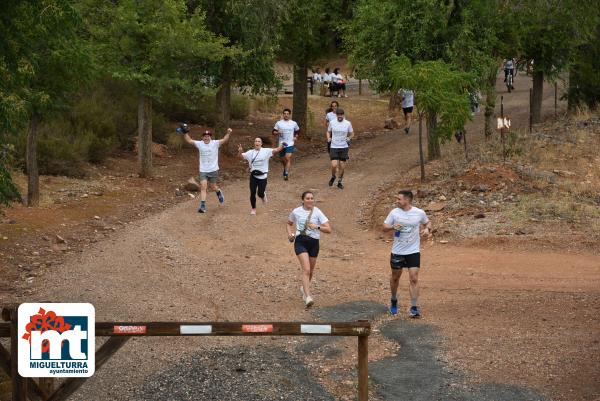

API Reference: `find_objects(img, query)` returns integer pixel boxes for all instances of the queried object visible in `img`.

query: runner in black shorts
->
[287,191,332,307]
[383,190,432,317]
[326,109,354,189]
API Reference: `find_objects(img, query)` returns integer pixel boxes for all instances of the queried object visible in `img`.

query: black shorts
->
[294,235,320,257]
[402,106,414,115]
[330,147,349,161]
[390,252,420,269]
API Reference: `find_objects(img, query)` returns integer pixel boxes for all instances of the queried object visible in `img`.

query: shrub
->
[231,94,250,120]
[253,94,279,114]
[0,163,20,206]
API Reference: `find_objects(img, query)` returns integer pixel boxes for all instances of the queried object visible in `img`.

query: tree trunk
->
[426,111,441,160]
[388,90,401,117]
[532,69,544,124]
[567,64,578,113]
[215,59,232,138]
[26,116,39,207]
[418,114,425,181]
[138,92,153,178]
[484,69,496,138]
[293,63,309,138]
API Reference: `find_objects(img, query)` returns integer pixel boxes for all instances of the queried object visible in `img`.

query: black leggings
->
[249,175,267,208]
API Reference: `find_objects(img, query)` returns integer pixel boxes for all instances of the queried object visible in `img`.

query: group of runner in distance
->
[176,103,431,318]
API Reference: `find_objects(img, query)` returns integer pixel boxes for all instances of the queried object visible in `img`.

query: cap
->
[335,108,345,115]
[202,130,212,136]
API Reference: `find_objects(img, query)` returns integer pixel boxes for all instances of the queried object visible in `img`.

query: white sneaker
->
[250,209,256,215]
[300,286,306,302]
[305,295,314,308]
[262,192,268,204]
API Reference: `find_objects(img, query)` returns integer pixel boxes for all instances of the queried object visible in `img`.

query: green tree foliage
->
[514,0,597,123]
[279,0,339,138]
[568,20,600,109]
[0,0,91,206]
[193,0,283,142]
[81,0,231,177]
[389,56,473,174]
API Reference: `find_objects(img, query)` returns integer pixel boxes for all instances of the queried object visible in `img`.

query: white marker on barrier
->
[300,324,332,334]
[180,325,212,335]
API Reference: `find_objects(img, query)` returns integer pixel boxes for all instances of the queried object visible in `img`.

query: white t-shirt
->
[328,118,353,149]
[325,111,336,123]
[384,206,429,255]
[194,140,220,173]
[274,119,300,147]
[323,73,332,82]
[313,73,322,82]
[333,73,344,83]
[242,147,273,180]
[402,90,414,108]
[289,206,329,240]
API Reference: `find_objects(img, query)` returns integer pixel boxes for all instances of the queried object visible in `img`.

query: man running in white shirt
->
[237,136,285,215]
[326,108,354,189]
[382,190,432,317]
[401,89,414,134]
[273,108,300,181]
[182,128,231,213]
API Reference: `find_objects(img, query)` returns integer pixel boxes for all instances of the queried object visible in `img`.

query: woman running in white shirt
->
[286,191,332,307]
[238,135,285,215]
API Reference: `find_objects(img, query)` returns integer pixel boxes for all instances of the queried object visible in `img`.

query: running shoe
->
[283,172,289,181]
[300,286,306,302]
[328,176,336,187]
[390,299,398,315]
[404,127,410,135]
[198,203,206,213]
[408,306,421,318]
[261,192,268,204]
[216,190,225,205]
[305,295,314,308]
[250,209,256,215]
[337,181,344,190]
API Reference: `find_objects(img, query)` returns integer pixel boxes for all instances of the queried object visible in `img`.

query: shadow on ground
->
[307,301,548,401]
[372,319,548,401]
[134,345,335,401]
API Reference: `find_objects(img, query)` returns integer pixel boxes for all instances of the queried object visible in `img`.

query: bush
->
[157,91,217,125]
[150,113,171,145]
[0,163,20,206]
[253,94,279,114]
[231,94,250,120]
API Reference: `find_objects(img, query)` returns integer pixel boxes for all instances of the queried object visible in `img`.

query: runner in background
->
[286,191,332,308]
[273,108,300,181]
[382,190,432,317]
[182,127,231,213]
[238,135,285,215]
[401,89,414,134]
[327,108,354,189]
[324,101,339,153]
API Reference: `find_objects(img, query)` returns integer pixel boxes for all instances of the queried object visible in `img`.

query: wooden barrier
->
[0,307,370,401]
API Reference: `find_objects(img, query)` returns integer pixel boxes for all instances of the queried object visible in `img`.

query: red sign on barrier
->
[113,325,147,335]
[242,324,273,333]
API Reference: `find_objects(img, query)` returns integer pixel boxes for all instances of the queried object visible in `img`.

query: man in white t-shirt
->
[326,108,354,189]
[183,128,231,213]
[382,190,432,317]
[401,89,414,134]
[273,108,300,181]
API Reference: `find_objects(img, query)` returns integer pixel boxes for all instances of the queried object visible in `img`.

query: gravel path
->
[134,346,335,401]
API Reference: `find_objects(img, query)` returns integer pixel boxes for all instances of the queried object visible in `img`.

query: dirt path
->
[11,75,600,401]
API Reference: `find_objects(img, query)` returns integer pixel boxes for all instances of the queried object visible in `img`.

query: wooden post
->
[529,88,533,133]
[358,79,362,96]
[9,308,26,401]
[554,81,558,118]
[358,335,368,401]
[500,96,506,164]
